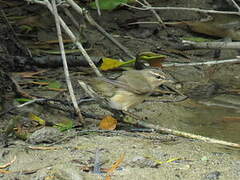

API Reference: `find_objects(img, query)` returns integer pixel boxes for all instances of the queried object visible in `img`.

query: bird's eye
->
[156,75,165,79]
[149,71,166,79]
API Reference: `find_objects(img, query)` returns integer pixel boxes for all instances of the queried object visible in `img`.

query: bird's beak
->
[164,77,175,83]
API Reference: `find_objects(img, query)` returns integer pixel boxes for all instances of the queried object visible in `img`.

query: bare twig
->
[122,4,240,16]
[127,21,159,25]
[230,0,240,11]
[0,98,45,117]
[0,156,16,169]
[78,80,99,98]
[84,12,135,59]
[66,0,135,59]
[162,58,240,67]
[182,40,240,49]
[16,99,45,108]
[62,6,80,30]
[148,7,239,15]
[27,0,102,77]
[95,0,101,16]
[51,0,84,124]
[0,10,32,57]
[136,121,240,148]
[140,0,166,28]
[121,2,146,10]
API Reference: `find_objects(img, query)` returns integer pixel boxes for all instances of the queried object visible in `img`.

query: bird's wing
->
[117,73,152,94]
[101,77,143,94]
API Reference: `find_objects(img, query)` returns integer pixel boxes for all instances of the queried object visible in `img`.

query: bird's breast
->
[109,89,145,111]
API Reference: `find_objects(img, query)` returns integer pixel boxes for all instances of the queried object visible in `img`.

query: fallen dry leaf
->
[148,57,165,68]
[100,57,126,71]
[99,116,117,130]
[28,146,59,150]
[222,116,240,122]
[0,156,16,169]
[47,87,67,92]
[29,112,46,125]
[18,69,48,78]
[107,153,125,173]
[31,81,49,85]
[0,169,11,174]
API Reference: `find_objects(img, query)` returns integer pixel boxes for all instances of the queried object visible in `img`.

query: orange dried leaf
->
[28,146,59,150]
[99,116,117,130]
[148,58,165,68]
[31,81,49,85]
[0,169,10,174]
[18,69,48,78]
[107,153,125,174]
[105,175,111,180]
[35,39,73,44]
[0,156,16,169]
[222,116,240,122]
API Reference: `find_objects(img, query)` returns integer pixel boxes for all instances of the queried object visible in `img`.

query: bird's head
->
[141,69,174,89]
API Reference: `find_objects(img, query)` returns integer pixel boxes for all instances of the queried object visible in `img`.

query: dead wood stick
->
[162,58,240,67]
[141,0,166,28]
[66,0,135,59]
[52,0,84,124]
[123,4,240,16]
[136,120,240,148]
[28,0,102,77]
[182,40,240,49]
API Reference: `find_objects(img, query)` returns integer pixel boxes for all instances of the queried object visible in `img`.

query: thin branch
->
[147,7,240,15]
[95,0,101,16]
[27,0,102,77]
[62,6,80,30]
[230,0,240,11]
[122,2,146,10]
[136,121,240,148]
[51,0,84,124]
[163,58,240,67]
[141,0,166,28]
[66,0,135,59]
[135,0,146,7]
[0,99,45,117]
[182,40,240,49]
[0,9,32,57]
[122,3,240,16]
[17,99,45,108]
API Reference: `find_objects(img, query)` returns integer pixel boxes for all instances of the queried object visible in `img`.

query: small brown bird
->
[79,69,174,111]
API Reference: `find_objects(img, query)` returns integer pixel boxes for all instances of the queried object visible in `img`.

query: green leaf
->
[29,113,46,125]
[90,0,131,10]
[16,98,32,102]
[47,81,61,89]
[181,37,214,42]
[54,121,74,131]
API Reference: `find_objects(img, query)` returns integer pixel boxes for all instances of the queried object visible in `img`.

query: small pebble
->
[204,171,221,180]
[27,127,62,144]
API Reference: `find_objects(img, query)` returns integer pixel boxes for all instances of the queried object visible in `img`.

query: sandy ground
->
[1,0,240,179]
